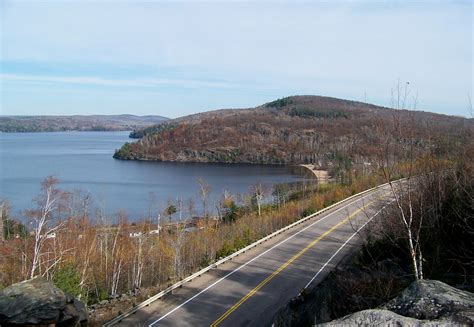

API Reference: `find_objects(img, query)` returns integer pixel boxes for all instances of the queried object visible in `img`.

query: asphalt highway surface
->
[115,184,393,327]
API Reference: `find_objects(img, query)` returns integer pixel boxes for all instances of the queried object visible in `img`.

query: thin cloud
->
[0,73,234,89]
[1,1,471,116]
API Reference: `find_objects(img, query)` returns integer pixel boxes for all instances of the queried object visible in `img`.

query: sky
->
[0,0,472,118]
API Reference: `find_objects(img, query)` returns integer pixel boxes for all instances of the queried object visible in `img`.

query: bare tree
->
[147,192,158,222]
[252,183,266,217]
[27,176,67,279]
[131,222,151,290]
[78,224,97,300]
[170,225,186,279]
[197,178,211,218]
[187,198,195,219]
[156,212,162,231]
[0,201,5,242]
[272,183,288,209]
[387,180,424,280]
[109,218,124,297]
[176,197,183,221]
[378,81,425,280]
[69,189,92,220]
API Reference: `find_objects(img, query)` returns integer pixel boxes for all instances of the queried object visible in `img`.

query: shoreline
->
[300,164,329,184]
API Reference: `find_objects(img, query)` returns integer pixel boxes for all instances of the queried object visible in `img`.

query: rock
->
[62,293,88,326]
[275,279,474,327]
[318,280,474,326]
[384,279,474,324]
[273,261,411,327]
[0,277,88,326]
[317,309,428,326]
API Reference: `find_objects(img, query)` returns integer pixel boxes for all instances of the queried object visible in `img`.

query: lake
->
[0,131,312,221]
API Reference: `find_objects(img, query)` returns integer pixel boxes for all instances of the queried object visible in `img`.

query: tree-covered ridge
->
[0,114,168,133]
[265,97,295,108]
[115,95,472,174]
[129,123,177,139]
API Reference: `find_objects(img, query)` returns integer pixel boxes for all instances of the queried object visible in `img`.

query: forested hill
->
[0,114,168,133]
[114,95,472,168]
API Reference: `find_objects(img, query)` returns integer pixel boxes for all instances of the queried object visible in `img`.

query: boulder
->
[318,309,429,326]
[384,279,474,324]
[0,277,88,326]
[319,280,474,326]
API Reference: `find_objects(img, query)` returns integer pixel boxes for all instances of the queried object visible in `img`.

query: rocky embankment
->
[275,279,474,326]
[0,277,88,326]
[322,280,474,325]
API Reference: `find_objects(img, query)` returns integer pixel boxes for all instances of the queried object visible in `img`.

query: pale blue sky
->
[0,1,472,118]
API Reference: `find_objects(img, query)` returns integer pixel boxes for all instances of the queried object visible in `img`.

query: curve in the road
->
[136,187,393,327]
[110,183,396,327]
[209,193,389,326]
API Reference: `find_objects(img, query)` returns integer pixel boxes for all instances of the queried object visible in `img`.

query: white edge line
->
[148,187,390,326]
[303,199,395,289]
[105,181,401,326]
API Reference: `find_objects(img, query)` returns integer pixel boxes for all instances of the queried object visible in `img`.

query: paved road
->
[116,185,393,327]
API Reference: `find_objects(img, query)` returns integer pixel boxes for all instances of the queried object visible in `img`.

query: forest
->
[0,114,168,133]
[114,96,472,182]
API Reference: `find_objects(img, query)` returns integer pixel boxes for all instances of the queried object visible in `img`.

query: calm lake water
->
[0,131,311,221]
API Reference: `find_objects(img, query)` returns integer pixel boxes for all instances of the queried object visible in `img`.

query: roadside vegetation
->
[0,171,381,305]
[274,157,473,326]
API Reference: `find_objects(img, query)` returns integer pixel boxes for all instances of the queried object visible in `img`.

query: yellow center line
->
[210,194,387,327]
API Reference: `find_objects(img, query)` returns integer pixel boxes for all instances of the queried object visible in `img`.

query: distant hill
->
[114,95,472,170]
[0,114,168,133]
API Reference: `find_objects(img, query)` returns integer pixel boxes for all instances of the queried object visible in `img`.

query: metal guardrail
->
[103,180,395,326]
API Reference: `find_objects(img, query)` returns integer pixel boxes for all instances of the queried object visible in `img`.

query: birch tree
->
[109,222,124,297]
[197,178,211,218]
[131,226,149,290]
[377,81,425,280]
[170,225,186,279]
[252,183,265,217]
[27,176,67,279]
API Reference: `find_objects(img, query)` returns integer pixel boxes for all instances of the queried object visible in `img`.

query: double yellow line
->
[210,195,384,326]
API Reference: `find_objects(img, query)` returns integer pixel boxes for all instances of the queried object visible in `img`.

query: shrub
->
[216,241,234,258]
[302,207,316,217]
[53,264,82,298]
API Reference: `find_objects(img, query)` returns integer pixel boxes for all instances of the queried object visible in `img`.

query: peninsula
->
[113,95,471,170]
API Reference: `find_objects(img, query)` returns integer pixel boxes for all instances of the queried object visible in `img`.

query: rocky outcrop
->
[0,277,88,326]
[318,309,428,326]
[273,259,411,327]
[383,279,474,324]
[319,280,474,326]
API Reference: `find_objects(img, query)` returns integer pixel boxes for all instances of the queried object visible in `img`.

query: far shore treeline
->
[0,114,168,133]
